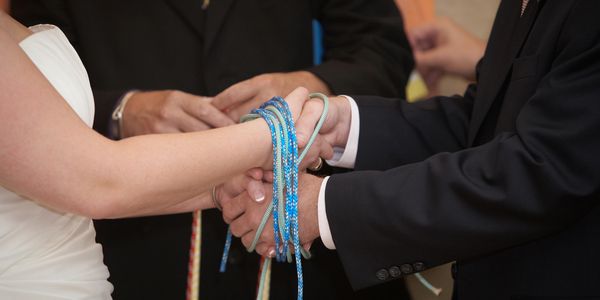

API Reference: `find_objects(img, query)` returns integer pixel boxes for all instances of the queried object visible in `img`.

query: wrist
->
[111,90,137,139]
[245,118,273,169]
[299,174,323,243]
[333,96,352,148]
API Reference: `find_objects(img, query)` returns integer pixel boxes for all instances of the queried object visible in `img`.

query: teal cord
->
[245,93,328,300]
[415,272,442,296]
[225,93,439,298]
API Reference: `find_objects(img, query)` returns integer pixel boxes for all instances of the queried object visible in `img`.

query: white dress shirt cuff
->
[325,95,360,169]
[318,176,336,249]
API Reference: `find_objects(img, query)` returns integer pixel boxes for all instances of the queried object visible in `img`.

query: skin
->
[122,90,235,137]
[212,71,331,122]
[0,12,324,220]
[121,72,330,138]
[224,95,353,256]
[409,17,486,95]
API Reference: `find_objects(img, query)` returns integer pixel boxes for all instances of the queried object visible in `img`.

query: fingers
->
[220,173,252,199]
[263,171,274,183]
[298,136,333,170]
[230,217,253,237]
[241,216,274,250]
[212,79,258,111]
[226,97,265,121]
[246,168,264,181]
[182,97,235,128]
[246,179,266,203]
[409,22,439,51]
[221,191,247,224]
[174,111,211,132]
[284,86,309,122]
[255,243,276,258]
[295,98,324,148]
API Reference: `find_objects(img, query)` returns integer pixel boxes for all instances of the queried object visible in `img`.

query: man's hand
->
[121,90,235,137]
[295,95,352,169]
[409,17,485,94]
[223,173,323,257]
[212,71,331,121]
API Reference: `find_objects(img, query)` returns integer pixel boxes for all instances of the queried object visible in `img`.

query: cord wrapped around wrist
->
[219,93,328,300]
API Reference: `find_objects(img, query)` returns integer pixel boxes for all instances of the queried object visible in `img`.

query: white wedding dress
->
[0,25,113,299]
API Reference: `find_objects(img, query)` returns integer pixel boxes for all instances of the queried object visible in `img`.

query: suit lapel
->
[163,0,207,39]
[468,0,541,145]
[204,0,236,55]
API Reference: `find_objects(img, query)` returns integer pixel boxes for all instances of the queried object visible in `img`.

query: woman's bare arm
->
[0,19,309,219]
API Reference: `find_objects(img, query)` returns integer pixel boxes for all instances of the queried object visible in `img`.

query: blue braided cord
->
[219,228,233,273]
[221,94,329,300]
[256,108,284,259]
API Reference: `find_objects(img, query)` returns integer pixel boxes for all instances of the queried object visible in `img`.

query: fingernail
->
[268,248,275,258]
[303,244,312,252]
[253,190,265,202]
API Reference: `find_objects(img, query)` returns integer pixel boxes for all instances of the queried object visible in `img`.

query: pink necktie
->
[521,0,530,16]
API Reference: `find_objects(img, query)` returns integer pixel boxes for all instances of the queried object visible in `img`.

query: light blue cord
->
[219,228,232,273]
[219,93,328,300]
[217,93,441,298]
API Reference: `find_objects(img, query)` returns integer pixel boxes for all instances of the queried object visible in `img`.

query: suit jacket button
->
[376,269,389,281]
[413,262,425,272]
[400,263,414,274]
[389,266,402,278]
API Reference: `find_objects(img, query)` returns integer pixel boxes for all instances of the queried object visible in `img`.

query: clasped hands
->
[216,87,352,257]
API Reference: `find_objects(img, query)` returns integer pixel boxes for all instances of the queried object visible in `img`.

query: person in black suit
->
[228,0,600,299]
[11,1,414,299]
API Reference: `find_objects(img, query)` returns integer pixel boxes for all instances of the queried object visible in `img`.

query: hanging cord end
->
[219,229,233,273]
[414,272,443,296]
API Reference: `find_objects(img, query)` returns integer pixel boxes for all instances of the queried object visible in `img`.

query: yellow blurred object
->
[397,0,434,102]
[396,0,436,31]
[406,72,429,102]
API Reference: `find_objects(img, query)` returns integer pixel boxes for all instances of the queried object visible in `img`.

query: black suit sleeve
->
[352,83,476,171]
[325,2,600,290]
[308,0,414,97]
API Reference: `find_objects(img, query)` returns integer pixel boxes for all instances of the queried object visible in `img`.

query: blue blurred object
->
[312,20,324,66]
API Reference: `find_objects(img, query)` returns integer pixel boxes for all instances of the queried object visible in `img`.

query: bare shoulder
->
[0,11,32,43]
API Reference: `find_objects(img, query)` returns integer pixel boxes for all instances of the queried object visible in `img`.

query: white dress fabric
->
[0,25,113,299]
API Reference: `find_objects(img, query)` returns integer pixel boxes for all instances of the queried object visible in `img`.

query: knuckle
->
[149,122,164,133]
[166,90,182,100]
[230,223,243,237]
[157,105,172,120]
[242,234,252,247]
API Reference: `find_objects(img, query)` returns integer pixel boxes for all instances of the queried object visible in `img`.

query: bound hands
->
[212,71,331,122]
[217,87,354,256]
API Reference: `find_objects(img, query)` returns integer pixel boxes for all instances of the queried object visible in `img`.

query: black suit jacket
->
[12,1,413,299]
[326,0,600,299]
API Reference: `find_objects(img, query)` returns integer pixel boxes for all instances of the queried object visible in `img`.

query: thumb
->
[246,168,264,181]
[246,179,266,203]
[213,80,258,110]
